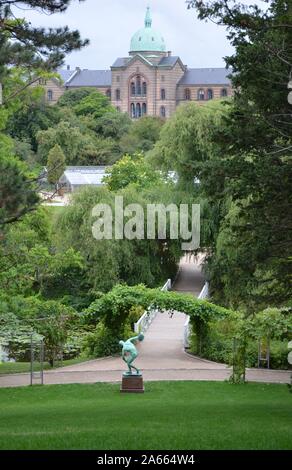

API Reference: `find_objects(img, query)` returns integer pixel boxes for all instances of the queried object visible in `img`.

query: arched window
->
[160,106,166,118]
[198,89,205,101]
[142,103,147,116]
[106,89,111,98]
[142,82,147,96]
[185,88,191,101]
[136,103,142,118]
[207,89,213,100]
[116,106,121,112]
[47,90,53,102]
[131,103,136,119]
[221,88,228,98]
[161,89,166,100]
[115,89,121,101]
[136,76,142,96]
[131,82,136,96]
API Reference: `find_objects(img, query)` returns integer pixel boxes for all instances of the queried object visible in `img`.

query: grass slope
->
[0,381,291,450]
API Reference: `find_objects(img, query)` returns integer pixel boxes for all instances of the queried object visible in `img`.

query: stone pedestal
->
[120,374,144,393]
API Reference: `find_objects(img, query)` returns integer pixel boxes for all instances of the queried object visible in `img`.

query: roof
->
[57,68,75,83]
[61,166,108,186]
[66,70,111,88]
[112,57,131,68]
[158,56,181,67]
[179,68,232,86]
[112,54,182,70]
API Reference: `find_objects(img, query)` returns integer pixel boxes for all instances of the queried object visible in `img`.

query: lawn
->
[0,356,93,375]
[0,381,291,450]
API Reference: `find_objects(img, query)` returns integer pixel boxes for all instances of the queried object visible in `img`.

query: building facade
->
[40,7,232,118]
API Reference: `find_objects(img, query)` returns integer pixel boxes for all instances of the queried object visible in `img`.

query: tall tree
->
[0,1,88,76]
[47,144,66,185]
[184,0,292,310]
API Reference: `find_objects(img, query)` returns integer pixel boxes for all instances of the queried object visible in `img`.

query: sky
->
[18,0,235,70]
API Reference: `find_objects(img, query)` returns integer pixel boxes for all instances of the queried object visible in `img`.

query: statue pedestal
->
[120,374,144,394]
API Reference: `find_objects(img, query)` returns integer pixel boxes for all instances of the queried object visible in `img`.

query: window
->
[142,103,147,116]
[136,76,142,96]
[115,89,121,101]
[161,75,165,82]
[160,106,166,118]
[221,88,228,98]
[185,88,191,101]
[47,90,53,102]
[106,89,111,98]
[131,103,136,119]
[116,76,120,82]
[142,82,147,96]
[116,106,121,112]
[131,82,136,96]
[161,89,166,100]
[207,89,213,100]
[39,78,47,85]
[136,103,141,118]
[198,89,205,101]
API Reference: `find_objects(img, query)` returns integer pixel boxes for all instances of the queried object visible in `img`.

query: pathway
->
[0,256,290,387]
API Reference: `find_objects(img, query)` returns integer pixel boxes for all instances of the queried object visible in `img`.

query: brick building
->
[41,7,232,118]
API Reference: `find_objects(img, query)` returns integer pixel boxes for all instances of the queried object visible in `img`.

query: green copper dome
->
[130,7,166,54]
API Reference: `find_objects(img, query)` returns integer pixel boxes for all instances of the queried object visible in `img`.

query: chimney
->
[75,67,81,72]
[67,65,70,71]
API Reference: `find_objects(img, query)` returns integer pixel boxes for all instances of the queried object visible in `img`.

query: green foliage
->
[149,101,225,186]
[104,153,164,191]
[57,88,95,108]
[0,150,39,230]
[47,144,66,184]
[0,1,88,75]
[74,91,114,119]
[120,116,164,154]
[6,95,62,151]
[55,185,182,294]
[180,1,292,310]
[85,284,232,349]
[84,323,122,358]
[189,307,291,379]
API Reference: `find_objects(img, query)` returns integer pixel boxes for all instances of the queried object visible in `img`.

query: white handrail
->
[184,282,209,349]
[134,279,172,334]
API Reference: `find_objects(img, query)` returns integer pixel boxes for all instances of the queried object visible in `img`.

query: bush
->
[83,323,121,358]
[190,331,289,370]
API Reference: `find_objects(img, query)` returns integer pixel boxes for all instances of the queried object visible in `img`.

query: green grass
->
[0,356,92,375]
[0,381,291,450]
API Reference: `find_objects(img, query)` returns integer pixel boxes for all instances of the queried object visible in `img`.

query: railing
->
[198,282,209,300]
[134,279,172,334]
[184,282,209,349]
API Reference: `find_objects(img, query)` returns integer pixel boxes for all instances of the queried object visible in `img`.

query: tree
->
[74,90,114,120]
[120,116,164,154]
[47,144,66,185]
[6,94,61,151]
[57,88,95,108]
[0,150,39,230]
[182,0,292,310]
[37,120,116,166]
[0,1,88,80]
[104,153,164,192]
[95,111,132,140]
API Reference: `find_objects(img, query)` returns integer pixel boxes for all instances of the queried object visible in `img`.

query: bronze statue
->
[119,333,144,376]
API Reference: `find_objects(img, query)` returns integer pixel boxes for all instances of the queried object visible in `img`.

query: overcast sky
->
[19,0,235,70]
